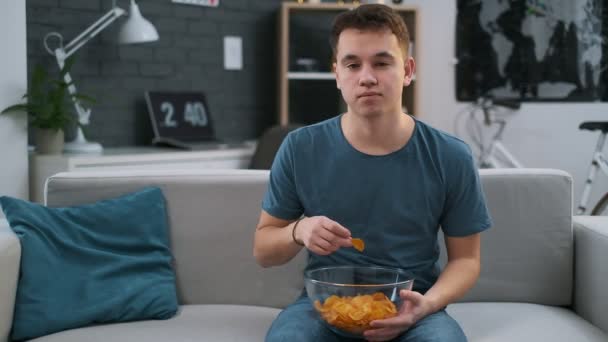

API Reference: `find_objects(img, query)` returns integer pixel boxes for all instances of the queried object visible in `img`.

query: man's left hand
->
[363,290,435,342]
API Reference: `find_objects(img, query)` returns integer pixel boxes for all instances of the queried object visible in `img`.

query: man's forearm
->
[254,221,303,268]
[423,258,480,312]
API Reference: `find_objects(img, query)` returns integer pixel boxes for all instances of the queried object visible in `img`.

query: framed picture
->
[455,0,608,102]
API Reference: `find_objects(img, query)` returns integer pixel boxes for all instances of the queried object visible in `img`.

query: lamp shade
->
[118,0,159,44]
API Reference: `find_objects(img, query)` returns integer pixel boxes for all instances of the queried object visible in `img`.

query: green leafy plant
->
[1,57,95,131]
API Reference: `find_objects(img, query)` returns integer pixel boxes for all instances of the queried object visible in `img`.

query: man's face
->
[334,28,414,118]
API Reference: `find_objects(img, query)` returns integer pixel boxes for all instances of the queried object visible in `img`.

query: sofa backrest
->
[440,169,573,306]
[46,170,307,309]
[46,168,573,308]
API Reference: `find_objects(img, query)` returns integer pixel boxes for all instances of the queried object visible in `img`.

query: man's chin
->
[353,108,383,118]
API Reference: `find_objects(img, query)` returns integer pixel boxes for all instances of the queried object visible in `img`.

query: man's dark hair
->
[330,4,410,62]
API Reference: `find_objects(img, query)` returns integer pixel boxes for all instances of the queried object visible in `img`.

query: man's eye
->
[346,64,360,70]
[376,62,389,67]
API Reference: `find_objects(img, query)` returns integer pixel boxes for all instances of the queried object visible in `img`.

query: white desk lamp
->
[43,0,159,153]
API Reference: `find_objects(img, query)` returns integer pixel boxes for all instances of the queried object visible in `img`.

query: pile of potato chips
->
[313,292,397,334]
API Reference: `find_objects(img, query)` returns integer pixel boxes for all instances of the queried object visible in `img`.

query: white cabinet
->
[29,144,256,203]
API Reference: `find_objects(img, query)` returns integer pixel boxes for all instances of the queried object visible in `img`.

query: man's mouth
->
[358,92,381,98]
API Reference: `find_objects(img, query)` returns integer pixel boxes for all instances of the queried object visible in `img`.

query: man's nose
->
[358,65,377,87]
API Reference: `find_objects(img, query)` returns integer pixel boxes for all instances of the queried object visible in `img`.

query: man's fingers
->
[311,242,332,255]
[340,237,353,248]
[321,219,351,238]
[318,228,351,248]
[369,315,410,329]
[307,217,351,254]
[400,290,423,304]
[363,327,399,341]
[318,228,338,244]
[314,236,333,251]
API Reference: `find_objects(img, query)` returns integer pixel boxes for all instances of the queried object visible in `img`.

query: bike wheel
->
[591,192,608,215]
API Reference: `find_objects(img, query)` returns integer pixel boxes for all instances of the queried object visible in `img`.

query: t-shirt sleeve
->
[261,132,304,220]
[440,143,492,237]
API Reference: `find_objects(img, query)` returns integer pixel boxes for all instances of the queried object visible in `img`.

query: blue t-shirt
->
[262,115,492,292]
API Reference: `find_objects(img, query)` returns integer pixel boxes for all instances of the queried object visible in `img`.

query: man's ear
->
[403,57,416,87]
[333,62,340,89]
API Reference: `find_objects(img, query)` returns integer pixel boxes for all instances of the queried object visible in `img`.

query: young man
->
[254,4,491,342]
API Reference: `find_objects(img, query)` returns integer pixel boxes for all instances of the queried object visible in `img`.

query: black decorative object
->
[456,0,608,102]
[145,91,217,145]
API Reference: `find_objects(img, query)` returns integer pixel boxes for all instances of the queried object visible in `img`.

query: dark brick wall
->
[26,0,283,147]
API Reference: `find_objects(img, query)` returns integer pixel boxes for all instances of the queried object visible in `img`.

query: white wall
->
[409,0,608,212]
[0,0,28,213]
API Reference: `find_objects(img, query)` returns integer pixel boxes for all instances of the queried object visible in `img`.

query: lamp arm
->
[42,7,126,126]
[63,7,126,59]
[59,66,91,125]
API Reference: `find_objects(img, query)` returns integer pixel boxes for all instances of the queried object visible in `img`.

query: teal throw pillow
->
[0,187,178,341]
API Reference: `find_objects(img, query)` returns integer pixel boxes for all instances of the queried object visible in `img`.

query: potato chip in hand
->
[351,238,365,252]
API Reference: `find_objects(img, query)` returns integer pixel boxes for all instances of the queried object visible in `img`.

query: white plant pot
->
[34,128,64,155]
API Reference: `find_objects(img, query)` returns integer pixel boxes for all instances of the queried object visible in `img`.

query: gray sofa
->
[0,168,607,341]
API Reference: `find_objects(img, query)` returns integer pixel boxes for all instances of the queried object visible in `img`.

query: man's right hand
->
[295,216,353,255]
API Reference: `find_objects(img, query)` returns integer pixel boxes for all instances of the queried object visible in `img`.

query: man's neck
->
[341,110,415,156]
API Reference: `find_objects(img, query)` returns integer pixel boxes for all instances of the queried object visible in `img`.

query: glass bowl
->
[304,266,414,338]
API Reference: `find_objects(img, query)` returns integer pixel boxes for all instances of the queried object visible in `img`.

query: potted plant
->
[1,58,94,154]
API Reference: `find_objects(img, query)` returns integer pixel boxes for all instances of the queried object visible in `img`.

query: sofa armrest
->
[0,219,20,342]
[573,215,608,334]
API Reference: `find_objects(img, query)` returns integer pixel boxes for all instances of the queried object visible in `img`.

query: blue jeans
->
[265,296,467,342]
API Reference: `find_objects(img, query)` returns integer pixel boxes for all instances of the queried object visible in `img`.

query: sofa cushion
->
[28,305,280,342]
[29,303,608,342]
[447,302,608,341]
[0,187,178,341]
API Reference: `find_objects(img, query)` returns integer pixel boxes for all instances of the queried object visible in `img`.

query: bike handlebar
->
[492,99,521,110]
[477,96,521,125]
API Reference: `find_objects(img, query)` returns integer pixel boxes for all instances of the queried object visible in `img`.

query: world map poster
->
[456,0,608,101]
